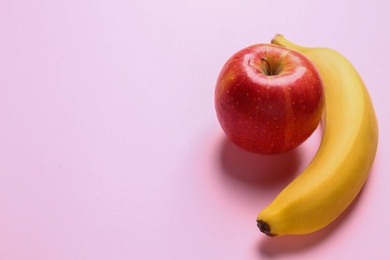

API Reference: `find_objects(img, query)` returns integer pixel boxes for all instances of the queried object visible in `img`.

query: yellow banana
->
[256,34,378,236]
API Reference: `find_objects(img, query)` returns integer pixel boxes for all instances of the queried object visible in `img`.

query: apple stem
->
[261,57,273,76]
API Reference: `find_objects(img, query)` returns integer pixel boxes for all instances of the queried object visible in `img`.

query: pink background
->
[0,0,389,259]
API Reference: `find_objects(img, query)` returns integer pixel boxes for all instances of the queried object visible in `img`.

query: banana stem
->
[271,34,306,53]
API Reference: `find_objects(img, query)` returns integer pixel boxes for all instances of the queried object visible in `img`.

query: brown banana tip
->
[257,220,277,237]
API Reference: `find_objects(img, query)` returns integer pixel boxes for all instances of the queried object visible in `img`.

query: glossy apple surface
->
[215,43,324,154]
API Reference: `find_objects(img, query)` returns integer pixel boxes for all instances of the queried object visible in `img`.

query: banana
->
[256,34,378,236]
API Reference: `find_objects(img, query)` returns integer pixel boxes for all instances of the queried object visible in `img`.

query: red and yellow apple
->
[215,44,324,154]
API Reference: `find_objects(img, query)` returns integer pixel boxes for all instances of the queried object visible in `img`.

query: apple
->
[215,43,324,154]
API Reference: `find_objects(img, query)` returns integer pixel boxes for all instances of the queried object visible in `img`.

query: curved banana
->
[256,34,378,236]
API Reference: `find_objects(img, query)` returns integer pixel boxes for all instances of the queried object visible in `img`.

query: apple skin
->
[215,43,324,154]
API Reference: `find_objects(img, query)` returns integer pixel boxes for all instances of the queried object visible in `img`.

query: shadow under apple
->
[219,136,303,191]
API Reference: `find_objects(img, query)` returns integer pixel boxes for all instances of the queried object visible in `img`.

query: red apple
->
[215,43,324,154]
